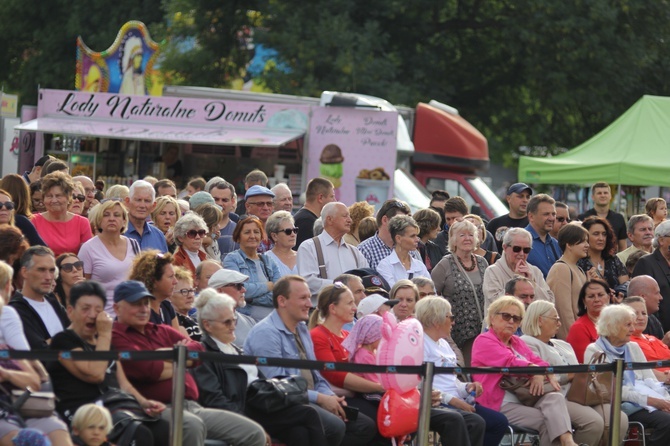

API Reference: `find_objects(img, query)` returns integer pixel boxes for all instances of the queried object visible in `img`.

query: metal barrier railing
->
[4,348,663,446]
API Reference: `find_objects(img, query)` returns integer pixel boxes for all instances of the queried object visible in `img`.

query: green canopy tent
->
[518,95,670,187]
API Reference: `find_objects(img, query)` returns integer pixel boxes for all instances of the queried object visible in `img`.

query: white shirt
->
[212,336,259,386]
[25,298,64,338]
[0,306,30,350]
[424,336,468,405]
[297,230,369,299]
[377,250,430,288]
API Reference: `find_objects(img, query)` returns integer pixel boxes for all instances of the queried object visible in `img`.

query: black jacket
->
[193,335,260,413]
[632,248,670,332]
[9,291,70,349]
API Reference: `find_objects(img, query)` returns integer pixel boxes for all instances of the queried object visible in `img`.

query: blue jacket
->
[223,249,281,308]
[244,310,334,403]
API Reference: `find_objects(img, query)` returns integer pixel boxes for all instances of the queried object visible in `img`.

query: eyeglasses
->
[511,246,531,254]
[247,201,273,208]
[72,194,86,202]
[208,316,238,327]
[186,229,207,239]
[0,202,15,211]
[496,312,523,324]
[278,227,299,236]
[60,261,84,272]
[446,315,455,322]
[541,315,560,323]
[177,288,196,296]
[226,283,245,291]
[556,217,571,223]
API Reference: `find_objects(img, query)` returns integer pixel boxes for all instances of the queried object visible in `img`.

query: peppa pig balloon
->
[377,388,420,439]
[376,311,423,393]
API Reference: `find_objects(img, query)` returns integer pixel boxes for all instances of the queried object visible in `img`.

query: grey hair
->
[209,179,236,199]
[195,288,236,333]
[389,215,419,244]
[502,227,532,247]
[195,259,221,279]
[504,276,533,296]
[106,185,129,201]
[313,217,324,236]
[415,296,451,330]
[205,176,225,193]
[271,183,292,196]
[448,219,479,252]
[266,211,295,241]
[173,211,208,246]
[597,304,635,337]
[520,300,556,337]
[652,220,670,249]
[321,201,343,220]
[411,277,435,292]
[20,246,55,270]
[627,214,653,234]
[128,180,156,201]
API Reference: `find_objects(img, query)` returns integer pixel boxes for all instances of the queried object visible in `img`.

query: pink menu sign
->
[306,107,397,209]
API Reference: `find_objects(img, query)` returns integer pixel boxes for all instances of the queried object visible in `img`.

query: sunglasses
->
[248,201,273,208]
[0,202,15,211]
[511,246,531,254]
[556,217,571,223]
[72,194,86,202]
[177,288,196,296]
[186,229,207,239]
[226,283,245,291]
[278,227,299,236]
[496,312,523,324]
[209,316,238,328]
[60,261,84,272]
[446,315,455,322]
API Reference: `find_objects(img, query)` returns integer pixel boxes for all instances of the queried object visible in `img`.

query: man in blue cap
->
[111,280,266,446]
[487,182,533,252]
[244,185,275,225]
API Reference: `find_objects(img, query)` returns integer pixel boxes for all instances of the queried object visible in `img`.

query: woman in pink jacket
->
[471,296,585,446]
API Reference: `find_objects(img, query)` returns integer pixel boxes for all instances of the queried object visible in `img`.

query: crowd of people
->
[1,156,670,445]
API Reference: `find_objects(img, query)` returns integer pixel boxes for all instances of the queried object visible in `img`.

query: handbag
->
[246,376,308,413]
[0,386,55,418]
[498,375,557,406]
[566,351,612,406]
[99,388,158,423]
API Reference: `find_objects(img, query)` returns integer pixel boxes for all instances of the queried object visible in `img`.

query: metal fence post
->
[417,361,435,446]
[609,358,624,446]
[170,344,187,446]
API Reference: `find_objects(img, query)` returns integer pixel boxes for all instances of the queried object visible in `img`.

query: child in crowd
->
[341,314,384,399]
[70,404,113,446]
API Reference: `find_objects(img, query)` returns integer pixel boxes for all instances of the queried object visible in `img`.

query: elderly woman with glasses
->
[223,216,281,321]
[472,296,584,446]
[632,220,670,333]
[585,305,670,446]
[265,211,298,277]
[417,296,509,446]
[377,215,430,288]
[521,301,627,445]
[171,266,201,341]
[193,289,327,446]
[32,171,92,256]
[432,219,488,350]
[172,211,208,278]
[79,200,138,317]
[624,296,670,384]
[566,279,610,363]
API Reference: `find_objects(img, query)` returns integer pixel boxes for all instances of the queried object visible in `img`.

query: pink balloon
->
[376,312,423,393]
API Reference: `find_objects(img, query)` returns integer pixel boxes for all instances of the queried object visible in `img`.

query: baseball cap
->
[507,183,533,196]
[361,274,391,296]
[245,185,275,200]
[357,294,399,318]
[190,191,221,210]
[114,280,153,303]
[209,269,249,289]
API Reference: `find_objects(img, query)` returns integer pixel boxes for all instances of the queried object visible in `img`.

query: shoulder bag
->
[498,375,558,407]
[566,351,612,406]
[246,375,308,413]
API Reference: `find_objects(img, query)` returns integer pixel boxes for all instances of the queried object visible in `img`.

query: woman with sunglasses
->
[151,196,180,253]
[566,279,610,362]
[172,212,208,278]
[54,253,86,308]
[472,296,585,446]
[32,171,92,256]
[193,203,223,262]
[194,289,328,446]
[78,200,137,317]
[0,175,46,246]
[69,181,87,215]
[171,266,201,341]
[129,250,186,335]
[547,224,590,339]
[223,216,281,322]
[308,283,388,445]
[265,211,298,277]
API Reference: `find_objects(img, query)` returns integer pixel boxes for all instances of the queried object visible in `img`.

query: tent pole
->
[617,184,622,213]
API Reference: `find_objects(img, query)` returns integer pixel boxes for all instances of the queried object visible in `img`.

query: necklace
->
[457,253,476,272]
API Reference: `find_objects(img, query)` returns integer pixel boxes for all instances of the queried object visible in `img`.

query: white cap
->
[208,269,249,289]
[356,294,398,318]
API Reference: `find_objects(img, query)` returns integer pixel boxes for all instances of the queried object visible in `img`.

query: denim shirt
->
[244,310,334,403]
[223,249,281,308]
[126,221,168,253]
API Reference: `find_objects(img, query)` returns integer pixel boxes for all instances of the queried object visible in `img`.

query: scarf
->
[595,336,636,386]
[341,314,383,359]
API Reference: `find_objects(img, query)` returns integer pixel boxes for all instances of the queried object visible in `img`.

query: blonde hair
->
[71,403,113,435]
[152,196,181,229]
[91,200,128,233]
[0,261,12,303]
[487,295,525,327]
[106,184,130,201]
[520,300,556,336]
